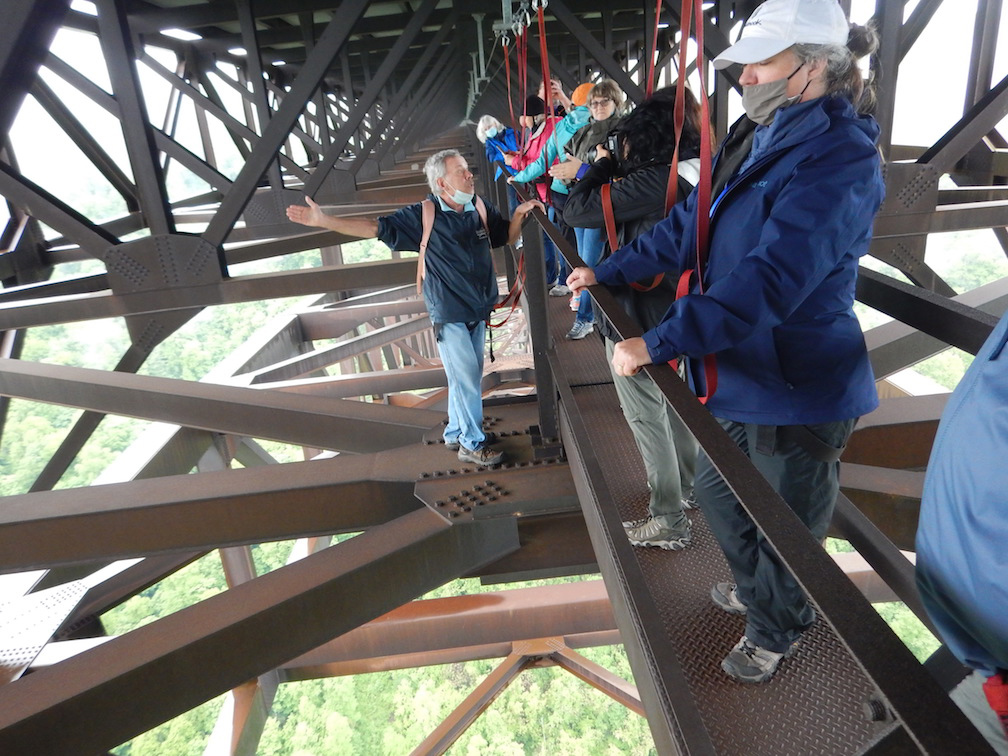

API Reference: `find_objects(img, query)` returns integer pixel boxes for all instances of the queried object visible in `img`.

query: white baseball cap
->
[713,0,849,70]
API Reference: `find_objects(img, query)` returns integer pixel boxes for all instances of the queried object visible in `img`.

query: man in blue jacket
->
[569,0,884,683]
[287,149,541,466]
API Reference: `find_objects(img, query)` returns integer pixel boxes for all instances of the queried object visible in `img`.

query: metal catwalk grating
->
[546,296,615,387]
[568,380,896,754]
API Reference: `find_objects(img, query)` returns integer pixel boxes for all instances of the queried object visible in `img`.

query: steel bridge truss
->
[0,0,1005,753]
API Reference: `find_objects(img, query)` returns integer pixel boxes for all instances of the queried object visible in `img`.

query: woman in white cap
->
[567,0,883,683]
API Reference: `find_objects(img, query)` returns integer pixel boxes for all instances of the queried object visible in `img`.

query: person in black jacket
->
[563,86,705,550]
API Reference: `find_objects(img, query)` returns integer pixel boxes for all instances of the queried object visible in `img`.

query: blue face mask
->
[443,180,474,205]
[486,127,499,139]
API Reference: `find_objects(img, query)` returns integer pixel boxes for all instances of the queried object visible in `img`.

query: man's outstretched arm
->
[286,195,379,239]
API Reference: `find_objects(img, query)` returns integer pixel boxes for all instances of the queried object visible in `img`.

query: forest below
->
[2,230,1005,755]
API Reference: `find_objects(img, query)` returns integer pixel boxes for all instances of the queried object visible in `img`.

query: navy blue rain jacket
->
[377,194,510,325]
[594,96,885,425]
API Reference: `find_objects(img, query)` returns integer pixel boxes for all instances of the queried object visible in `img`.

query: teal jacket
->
[510,106,591,195]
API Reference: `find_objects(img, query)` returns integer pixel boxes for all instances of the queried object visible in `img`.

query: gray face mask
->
[742,64,806,125]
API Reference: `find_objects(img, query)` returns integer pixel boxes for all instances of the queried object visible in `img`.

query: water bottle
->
[569,290,581,311]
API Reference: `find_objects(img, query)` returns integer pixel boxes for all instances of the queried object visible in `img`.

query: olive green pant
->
[605,339,698,528]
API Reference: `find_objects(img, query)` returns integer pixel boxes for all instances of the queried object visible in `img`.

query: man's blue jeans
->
[697,417,855,653]
[573,226,605,323]
[437,321,487,451]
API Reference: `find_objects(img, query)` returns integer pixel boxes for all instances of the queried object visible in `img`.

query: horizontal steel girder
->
[844,394,950,469]
[0,259,418,329]
[0,509,520,754]
[283,580,617,676]
[298,300,429,339]
[857,266,999,357]
[0,446,429,572]
[863,274,1008,379]
[0,358,444,453]
[245,314,431,384]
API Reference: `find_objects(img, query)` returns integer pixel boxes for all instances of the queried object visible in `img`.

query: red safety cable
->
[536,3,552,118]
[492,253,526,328]
[504,38,516,131]
[646,0,664,98]
[515,23,529,151]
[671,0,717,402]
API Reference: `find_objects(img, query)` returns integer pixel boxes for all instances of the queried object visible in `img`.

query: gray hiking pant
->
[697,416,855,653]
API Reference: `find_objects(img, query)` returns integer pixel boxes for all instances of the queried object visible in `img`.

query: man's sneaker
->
[721,635,797,683]
[549,283,570,296]
[566,321,594,340]
[626,516,691,550]
[445,431,497,451]
[711,582,747,615]
[681,493,698,510]
[621,516,650,529]
[458,444,504,467]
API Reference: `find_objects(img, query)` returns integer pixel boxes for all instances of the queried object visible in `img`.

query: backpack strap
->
[418,197,492,295]
[417,198,435,294]
[474,195,490,238]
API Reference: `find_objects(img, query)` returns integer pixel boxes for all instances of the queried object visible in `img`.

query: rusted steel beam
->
[0,450,428,572]
[843,394,949,469]
[548,640,644,716]
[864,275,1008,380]
[0,260,419,330]
[284,580,616,672]
[262,367,448,398]
[283,631,626,681]
[244,314,430,383]
[0,358,444,454]
[839,464,925,552]
[298,300,428,339]
[0,509,520,754]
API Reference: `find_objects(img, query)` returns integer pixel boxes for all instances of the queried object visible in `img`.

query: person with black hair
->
[563,86,704,551]
[568,0,885,684]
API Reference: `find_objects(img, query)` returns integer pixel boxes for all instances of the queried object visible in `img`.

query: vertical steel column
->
[964,0,1002,112]
[94,0,175,237]
[516,206,559,442]
[872,0,904,156]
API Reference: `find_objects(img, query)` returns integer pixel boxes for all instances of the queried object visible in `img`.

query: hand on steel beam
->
[611,337,652,377]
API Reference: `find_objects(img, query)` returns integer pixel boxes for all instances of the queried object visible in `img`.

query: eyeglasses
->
[589,98,613,108]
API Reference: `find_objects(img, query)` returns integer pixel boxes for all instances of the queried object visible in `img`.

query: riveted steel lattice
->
[0,581,88,686]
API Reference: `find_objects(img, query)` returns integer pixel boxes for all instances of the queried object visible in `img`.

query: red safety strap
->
[504,38,516,131]
[646,0,663,98]
[515,24,530,152]
[601,182,619,252]
[672,0,716,403]
[601,182,664,292]
[536,4,551,117]
[984,671,1008,741]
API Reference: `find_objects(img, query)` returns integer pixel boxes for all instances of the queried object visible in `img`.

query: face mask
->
[486,127,499,139]
[443,179,474,205]
[742,64,807,126]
